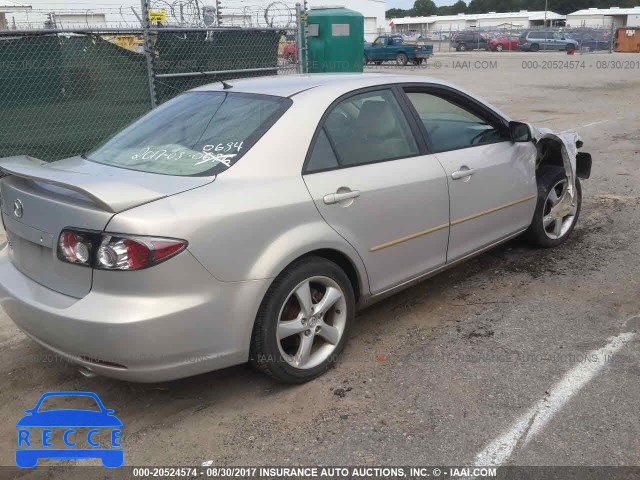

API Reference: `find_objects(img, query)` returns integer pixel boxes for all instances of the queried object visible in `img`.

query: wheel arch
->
[296,248,363,303]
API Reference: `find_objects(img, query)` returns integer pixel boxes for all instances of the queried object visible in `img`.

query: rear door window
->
[306,89,419,172]
[86,91,291,176]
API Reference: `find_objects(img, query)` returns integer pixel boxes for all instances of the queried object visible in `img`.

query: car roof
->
[191,73,449,98]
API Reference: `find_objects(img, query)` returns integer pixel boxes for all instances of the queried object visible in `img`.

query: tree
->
[412,0,439,16]
[386,8,409,18]
[450,0,468,13]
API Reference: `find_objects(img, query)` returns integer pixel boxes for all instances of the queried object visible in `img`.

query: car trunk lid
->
[0,155,213,298]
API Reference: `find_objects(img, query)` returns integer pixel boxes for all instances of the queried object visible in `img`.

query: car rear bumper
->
[0,245,271,382]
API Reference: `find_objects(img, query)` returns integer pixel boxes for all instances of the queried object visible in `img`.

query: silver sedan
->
[0,74,591,383]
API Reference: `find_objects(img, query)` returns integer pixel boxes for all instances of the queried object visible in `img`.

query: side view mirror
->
[509,121,532,142]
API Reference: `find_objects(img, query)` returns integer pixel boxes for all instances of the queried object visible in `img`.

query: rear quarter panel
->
[105,98,369,292]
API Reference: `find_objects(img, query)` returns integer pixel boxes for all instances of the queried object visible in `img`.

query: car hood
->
[0,155,214,213]
[16,410,123,427]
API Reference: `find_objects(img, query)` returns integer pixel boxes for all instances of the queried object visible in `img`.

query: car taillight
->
[414,47,419,52]
[523,40,528,44]
[58,230,94,265]
[58,228,187,271]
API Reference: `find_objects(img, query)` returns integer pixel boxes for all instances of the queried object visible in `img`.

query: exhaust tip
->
[78,366,97,378]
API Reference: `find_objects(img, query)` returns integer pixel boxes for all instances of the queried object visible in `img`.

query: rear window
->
[86,91,291,176]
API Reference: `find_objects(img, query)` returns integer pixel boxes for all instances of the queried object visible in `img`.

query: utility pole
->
[544,0,548,27]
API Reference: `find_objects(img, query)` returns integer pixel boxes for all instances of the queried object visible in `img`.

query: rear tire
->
[524,166,582,248]
[496,44,504,52]
[457,43,467,51]
[530,43,540,52]
[364,54,369,65]
[250,257,355,383]
[396,52,408,65]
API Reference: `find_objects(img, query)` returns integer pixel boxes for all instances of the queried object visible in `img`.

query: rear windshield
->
[86,91,291,176]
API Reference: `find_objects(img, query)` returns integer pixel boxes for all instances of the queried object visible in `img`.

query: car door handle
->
[451,168,475,180]
[323,190,361,205]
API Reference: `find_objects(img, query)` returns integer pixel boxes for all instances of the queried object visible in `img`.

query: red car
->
[489,36,519,52]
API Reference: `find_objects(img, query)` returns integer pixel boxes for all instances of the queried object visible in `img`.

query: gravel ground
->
[1,51,639,476]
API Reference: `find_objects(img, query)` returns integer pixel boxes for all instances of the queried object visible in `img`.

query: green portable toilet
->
[305,7,364,73]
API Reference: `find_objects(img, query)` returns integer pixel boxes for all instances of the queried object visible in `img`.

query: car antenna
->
[221,80,233,90]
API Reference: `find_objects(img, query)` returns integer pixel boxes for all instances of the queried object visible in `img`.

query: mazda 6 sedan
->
[0,74,591,383]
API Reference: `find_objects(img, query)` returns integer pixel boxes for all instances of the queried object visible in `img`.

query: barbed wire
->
[1,1,299,30]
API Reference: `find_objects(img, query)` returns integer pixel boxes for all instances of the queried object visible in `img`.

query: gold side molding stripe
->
[370,222,449,252]
[369,194,537,253]
[450,194,537,226]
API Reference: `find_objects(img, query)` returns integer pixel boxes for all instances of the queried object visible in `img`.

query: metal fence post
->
[609,22,614,54]
[295,3,304,74]
[141,0,157,109]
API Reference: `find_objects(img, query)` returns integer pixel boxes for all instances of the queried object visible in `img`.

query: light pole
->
[544,0,548,27]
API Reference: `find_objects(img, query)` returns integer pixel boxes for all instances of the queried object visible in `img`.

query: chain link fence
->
[0,0,301,162]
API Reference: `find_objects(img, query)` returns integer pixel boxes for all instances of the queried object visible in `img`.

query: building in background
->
[566,7,640,28]
[218,1,385,40]
[0,1,31,29]
[48,12,107,29]
[306,0,386,41]
[390,10,566,35]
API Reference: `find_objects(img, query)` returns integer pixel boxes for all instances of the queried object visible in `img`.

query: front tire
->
[524,166,582,248]
[250,257,355,383]
[457,43,467,51]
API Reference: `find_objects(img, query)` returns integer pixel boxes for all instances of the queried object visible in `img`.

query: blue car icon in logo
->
[16,391,123,468]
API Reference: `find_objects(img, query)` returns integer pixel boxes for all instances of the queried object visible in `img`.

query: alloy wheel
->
[276,276,347,370]
[542,179,577,240]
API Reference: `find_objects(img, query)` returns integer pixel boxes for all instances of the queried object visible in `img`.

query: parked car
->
[0,74,591,384]
[425,31,450,41]
[518,30,579,52]
[451,32,490,51]
[566,32,611,51]
[364,35,433,65]
[489,36,520,51]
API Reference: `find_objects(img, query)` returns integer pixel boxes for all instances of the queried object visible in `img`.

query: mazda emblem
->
[13,199,23,218]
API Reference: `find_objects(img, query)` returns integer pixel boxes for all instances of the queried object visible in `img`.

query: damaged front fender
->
[529,126,587,221]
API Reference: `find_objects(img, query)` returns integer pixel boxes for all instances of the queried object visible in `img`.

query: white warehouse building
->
[222,0,387,40]
[390,10,566,34]
[566,7,640,28]
[319,0,387,40]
